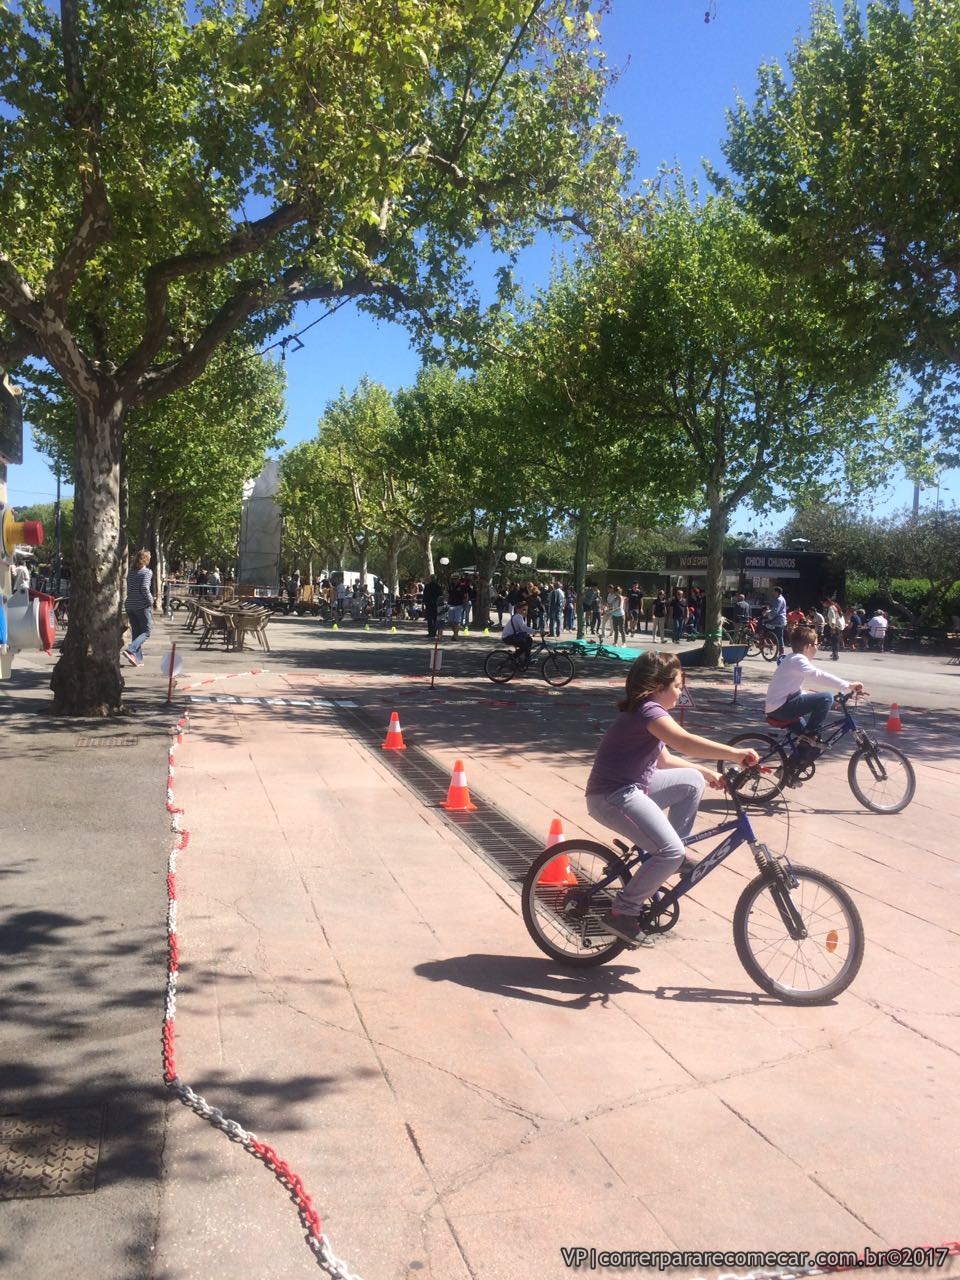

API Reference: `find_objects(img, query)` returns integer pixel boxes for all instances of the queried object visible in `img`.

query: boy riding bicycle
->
[501,601,534,665]
[765,624,865,769]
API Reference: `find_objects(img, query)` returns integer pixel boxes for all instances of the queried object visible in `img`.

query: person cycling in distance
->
[500,600,534,665]
[585,652,760,947]
[766,624,866,778]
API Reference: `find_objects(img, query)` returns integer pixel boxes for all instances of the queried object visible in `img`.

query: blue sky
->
[7,0,955,528]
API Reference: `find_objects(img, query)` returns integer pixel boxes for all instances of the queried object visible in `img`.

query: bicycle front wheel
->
[521,841,630,968]
[723,733,787,804]
[733,863,864,1004]
[541,652,576,686]
[847,742,916,814]
[484,649,517,683]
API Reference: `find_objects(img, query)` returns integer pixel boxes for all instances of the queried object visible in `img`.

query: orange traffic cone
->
[886,702,902,732]
[539,852,578,886]
[442,759,477,811]
[545,817,566,847]
[381,711,407,750]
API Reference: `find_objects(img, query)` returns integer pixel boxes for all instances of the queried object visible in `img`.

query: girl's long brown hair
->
[618,652,681,712]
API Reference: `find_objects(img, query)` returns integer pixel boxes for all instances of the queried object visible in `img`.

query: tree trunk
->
[701,494,728,668]
[50,398,126,715]
[574,509,590,640]
[418,530,434,577]
[474,523,498,628]
[607,516,620,567]
[382,530,407,594]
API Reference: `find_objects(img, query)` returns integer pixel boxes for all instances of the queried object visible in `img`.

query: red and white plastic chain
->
[163,714,362,1280]
[177,666,265,693]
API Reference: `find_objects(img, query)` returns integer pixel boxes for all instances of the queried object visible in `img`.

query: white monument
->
[238,459,282,592]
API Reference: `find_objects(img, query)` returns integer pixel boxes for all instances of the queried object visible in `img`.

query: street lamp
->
[439,556,449,566]
[519,555,532,566]
[504,551,518,563]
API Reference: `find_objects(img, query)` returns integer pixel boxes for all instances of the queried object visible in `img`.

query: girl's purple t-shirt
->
[585,701,669,795]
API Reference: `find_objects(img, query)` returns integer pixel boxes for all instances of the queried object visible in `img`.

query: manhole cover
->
[76,736,139,748]
[0,1107,104,1199]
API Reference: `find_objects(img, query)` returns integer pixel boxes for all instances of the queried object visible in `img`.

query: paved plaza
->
[2,615,959,1280]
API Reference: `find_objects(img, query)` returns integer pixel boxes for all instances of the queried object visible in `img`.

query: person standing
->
[446,576,466,638]
[651,589,667,643]
[607,585,627,646]
[627,582,643,635]
[564,585,577,631]
[122,549,153,667]
[547,579,564,637]
[765,585,787,656]
[583,583,601,635]
[10,558,31,592]
[423,575,442,638]
[824,599,843,661]
[669,588,686,643]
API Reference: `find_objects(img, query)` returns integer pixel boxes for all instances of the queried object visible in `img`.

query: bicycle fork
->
[752,842,807,941]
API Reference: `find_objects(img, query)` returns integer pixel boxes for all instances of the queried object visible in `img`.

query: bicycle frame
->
[774,694,867,760]
[595,779,805,938]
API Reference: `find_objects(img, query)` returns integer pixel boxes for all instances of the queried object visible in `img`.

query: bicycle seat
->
[766,715,801,729]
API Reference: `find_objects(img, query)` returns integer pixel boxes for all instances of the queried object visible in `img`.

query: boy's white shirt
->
[503,612,531,638]
[765,652,850,714]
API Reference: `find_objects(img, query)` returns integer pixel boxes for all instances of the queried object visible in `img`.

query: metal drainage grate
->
[338,708,544,888]
[0,1107,104,1200]
[76,736,139,748]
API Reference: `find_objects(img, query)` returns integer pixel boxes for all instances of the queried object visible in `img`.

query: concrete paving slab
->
[6,621,960,1280]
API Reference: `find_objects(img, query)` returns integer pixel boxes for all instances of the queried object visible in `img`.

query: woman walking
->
[122,549,154,667]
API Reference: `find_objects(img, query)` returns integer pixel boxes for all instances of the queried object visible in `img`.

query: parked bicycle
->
[521,767,864,1004]
[724,617,779,661]
[725,690,915,813]
[483,633,577,687]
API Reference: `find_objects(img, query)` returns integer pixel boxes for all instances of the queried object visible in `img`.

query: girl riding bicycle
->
[586,652,759,947]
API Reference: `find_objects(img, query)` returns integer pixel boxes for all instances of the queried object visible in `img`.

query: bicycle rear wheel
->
[484,649,517,683]
[521,841,630,967]
[723,733,787,804]
[847,742,916,813]
[733,863,864,1004]
[760,633,779,661]
[541,652,576,686]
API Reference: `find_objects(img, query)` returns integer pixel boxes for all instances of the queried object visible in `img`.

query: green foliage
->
[781,501,960,623]
[1,0,633,391]
[1,0,633,710]
[10,497,74,562]
[720,0,960,439]
[846,576,960,628]
[28,343,286,562]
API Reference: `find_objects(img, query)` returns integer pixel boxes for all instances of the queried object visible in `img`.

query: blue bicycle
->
[521,770,864,1004]
[725,691,916,813]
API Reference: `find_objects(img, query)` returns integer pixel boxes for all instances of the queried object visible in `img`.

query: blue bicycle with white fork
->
[725,690,916,813]
[521,767,864,1005]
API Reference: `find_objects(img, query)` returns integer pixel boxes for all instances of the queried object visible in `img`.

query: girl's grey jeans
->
[586,768,705,915]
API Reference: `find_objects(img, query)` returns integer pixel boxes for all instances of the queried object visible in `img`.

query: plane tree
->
[720,0,960,481]
[0,0,631,713]
[599,192,896,663]
[505,254,694,636]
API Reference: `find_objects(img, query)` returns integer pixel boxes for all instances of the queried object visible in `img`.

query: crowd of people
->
[751,586,894,658]
[168,563,902,658]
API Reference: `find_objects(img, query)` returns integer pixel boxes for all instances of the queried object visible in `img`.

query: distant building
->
[238,460,282,591]
[664,549,844,605]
